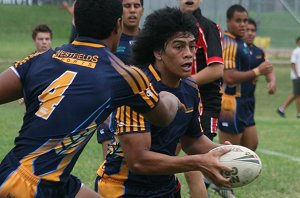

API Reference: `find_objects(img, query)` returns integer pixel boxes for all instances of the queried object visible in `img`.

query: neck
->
[99,37,115,52]
[123,26,139,36]
[154,62,180,88]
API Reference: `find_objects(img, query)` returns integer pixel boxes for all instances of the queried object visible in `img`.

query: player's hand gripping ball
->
[210,145,262,188]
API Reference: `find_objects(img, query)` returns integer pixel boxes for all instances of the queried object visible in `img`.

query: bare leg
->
[295,95,300,115]
[281,94,296,110]
[240,125,258,151]
[76,185,103,198]
[218,130,242,145]
[101,140,110,160]
[184,171,208,198]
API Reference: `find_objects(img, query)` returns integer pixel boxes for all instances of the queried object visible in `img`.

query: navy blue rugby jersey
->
[97,64,203,196]
[248,44,266,97]
[114,33,135,65]
[222,32,252,98]
[6,37,158,182]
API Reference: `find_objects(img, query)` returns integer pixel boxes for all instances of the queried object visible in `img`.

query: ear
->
[141,7,145,16]
[153,50,162,61]
[114,17,123,35]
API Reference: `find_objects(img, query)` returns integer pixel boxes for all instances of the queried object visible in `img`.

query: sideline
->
[257,148,300,163]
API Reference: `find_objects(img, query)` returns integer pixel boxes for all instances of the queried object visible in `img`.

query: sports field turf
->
[1,4,300,198]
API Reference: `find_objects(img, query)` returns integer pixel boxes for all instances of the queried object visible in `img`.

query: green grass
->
[1,4,300,198]
[0,5,71,60]
[1,62,300,197]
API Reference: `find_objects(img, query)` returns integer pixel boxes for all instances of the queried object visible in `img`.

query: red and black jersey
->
[192,9,223,116]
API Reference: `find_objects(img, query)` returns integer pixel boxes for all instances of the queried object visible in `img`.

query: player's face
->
[179,0,202,13]
[244,23,256,45]
[34,32,52,53]
[158,33,196,84]
[227,11,248,37]
[122,0,144,29]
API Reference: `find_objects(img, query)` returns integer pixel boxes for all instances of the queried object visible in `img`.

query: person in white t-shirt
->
[277,37,300,118]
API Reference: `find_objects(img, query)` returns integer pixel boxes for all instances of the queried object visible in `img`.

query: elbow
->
[128,161,146,174]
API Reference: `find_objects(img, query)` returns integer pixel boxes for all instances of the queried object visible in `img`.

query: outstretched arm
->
[0,68,23,104]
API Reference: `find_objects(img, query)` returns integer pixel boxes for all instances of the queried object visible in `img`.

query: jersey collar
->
[72,37,106,48]
[224,31,243,40]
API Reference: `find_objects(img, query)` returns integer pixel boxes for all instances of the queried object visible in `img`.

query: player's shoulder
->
[14,49,53,68]
[181,77,199,92]
[223,33,238,47]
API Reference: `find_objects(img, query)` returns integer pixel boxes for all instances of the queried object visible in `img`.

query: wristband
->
[253,68,261,76]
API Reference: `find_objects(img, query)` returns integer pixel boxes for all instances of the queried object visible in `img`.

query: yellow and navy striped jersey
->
[1,37,158,184]
[97,64,203,197]
[222,32,252,97]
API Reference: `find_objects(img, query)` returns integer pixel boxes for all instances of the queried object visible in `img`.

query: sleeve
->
[109,54,160,114]
[291,49,297,64]
[204,23,224,66]
[12,52,38,81]
[185,90,203,137]
[223,38,238,70]
[111,105,151,136]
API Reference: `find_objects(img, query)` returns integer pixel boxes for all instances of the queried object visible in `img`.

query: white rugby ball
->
[210,145,262,188]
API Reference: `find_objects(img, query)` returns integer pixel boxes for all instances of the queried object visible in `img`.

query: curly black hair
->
[131,7,198,66]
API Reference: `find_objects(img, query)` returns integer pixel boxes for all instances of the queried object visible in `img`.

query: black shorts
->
[293,79,300,95]
[200,111,219,141]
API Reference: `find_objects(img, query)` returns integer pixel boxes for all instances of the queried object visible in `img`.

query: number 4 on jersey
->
[35,71,77,120]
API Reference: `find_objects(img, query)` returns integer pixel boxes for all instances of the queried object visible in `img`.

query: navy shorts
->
[0,152,81,198]
[218,94,255,134]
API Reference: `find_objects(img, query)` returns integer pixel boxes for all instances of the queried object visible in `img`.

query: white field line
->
[257,148,300,163]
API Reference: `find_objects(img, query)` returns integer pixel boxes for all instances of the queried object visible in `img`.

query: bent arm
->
[192,63,224,86]
[223,69,257,85]
[0,68,23,104]
[142,91,185,127]
[120,132,231,187]
[265,70,276,94]
[180,135,219,155]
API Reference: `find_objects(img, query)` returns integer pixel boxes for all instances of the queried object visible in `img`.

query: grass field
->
[1,63,299,198]
[1,4,300,198]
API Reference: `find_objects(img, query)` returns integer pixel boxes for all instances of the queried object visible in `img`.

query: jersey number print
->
[35,71,77,120]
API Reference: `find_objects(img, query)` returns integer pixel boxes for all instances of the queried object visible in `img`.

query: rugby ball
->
[210,145,262,188]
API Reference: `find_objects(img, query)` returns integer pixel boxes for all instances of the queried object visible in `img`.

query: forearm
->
[223,69,257,85]
[181,135,218,155]
[128,151,204,175]
[192,63,223,86]
[265,71,276,83]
